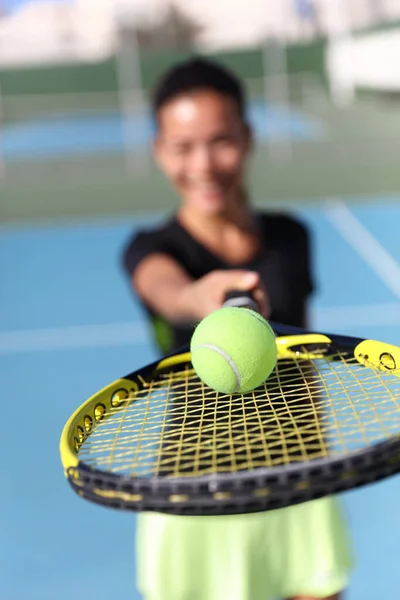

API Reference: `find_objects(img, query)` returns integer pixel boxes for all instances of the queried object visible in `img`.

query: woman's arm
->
[133,252,269,323]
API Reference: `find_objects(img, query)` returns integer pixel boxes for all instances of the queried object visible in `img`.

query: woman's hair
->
[151,56,246,122]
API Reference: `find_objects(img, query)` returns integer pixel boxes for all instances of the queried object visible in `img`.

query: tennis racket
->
[60,291,400,516]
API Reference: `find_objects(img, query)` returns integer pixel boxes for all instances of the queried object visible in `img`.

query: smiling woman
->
[154,89,251,217]
[121,56,353,600]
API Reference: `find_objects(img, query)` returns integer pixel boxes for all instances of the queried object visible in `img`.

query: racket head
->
[60,327,400,515]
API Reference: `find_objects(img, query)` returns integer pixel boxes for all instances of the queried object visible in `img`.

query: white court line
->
[1,303,400,355]
[324,198,400,300]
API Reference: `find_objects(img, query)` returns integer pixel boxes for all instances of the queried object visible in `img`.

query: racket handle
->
[223,290,260,313]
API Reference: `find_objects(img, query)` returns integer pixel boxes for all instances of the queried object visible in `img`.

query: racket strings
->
[77,353,400,477]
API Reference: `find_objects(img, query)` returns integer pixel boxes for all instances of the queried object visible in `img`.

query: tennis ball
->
[190,307,277,394]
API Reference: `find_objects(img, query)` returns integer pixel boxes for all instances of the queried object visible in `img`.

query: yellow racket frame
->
[60,333,400,477]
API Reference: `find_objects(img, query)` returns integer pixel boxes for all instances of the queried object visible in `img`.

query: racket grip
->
[223,290,260,313]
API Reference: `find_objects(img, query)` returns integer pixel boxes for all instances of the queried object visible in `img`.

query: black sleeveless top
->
[122,212,314,354]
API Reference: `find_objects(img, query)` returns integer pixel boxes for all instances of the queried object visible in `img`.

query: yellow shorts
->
[136,496,354,600]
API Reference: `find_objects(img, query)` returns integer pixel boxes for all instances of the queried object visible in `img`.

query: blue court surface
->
[1,100,324,160]
[2,196,400,599]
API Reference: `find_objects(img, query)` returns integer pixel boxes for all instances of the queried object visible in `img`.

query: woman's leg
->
[268,498,353,600]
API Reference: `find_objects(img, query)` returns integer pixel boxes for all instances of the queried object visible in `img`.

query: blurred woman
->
[123,57,353,600]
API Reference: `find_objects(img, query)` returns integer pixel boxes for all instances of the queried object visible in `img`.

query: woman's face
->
[154,90,252,215]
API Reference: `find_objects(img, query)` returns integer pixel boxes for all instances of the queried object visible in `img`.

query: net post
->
[114,9,151,178]
[0,82,6,182]
[262,1,293,167]
[325,0,355,108]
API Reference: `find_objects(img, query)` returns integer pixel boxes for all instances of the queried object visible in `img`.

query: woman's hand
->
[178,270,270,321]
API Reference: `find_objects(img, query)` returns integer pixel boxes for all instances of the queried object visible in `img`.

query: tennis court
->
[2,196,400,600]
[2,92,400,599]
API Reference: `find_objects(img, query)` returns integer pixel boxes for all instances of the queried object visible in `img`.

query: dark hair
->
[151,56,246,121]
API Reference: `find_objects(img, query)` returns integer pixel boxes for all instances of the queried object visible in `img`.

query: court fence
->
[0,71,329,183]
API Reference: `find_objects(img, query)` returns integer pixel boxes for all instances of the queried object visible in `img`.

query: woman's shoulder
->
[121,215,181,275]
[124,215,179,246]
[256,210,310,238]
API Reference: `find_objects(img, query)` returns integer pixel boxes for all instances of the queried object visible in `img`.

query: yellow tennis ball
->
[190,307,277,394]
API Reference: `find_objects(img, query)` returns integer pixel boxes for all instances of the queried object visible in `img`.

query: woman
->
[123,57,353,600]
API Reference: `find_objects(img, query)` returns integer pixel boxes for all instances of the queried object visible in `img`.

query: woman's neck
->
[178,191,254,234]
[176,194,263,265]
